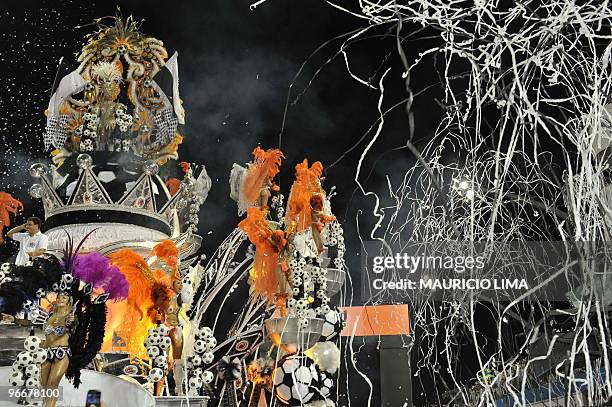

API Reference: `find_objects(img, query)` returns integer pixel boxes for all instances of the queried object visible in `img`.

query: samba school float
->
[0,16,347,407]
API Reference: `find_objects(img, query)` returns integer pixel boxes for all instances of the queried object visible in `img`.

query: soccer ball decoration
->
[16,352,33,367]
[9,332,45,394]
[273,353,320,406]
[148,367,164,382]
[145,325,171,385]
[9,371,25,387]
[0,262,11,282]
[323,220,346,270]
[24,336,42,352]
[185,326,217,396]
[320,307,344,342]
[317,370,335,400]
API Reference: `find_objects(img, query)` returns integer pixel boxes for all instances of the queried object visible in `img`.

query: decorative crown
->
[27,16,211,255]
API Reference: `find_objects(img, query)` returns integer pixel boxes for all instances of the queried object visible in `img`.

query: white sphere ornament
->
[318,370,335,398]
[16,351,33,367]
[156,325,170,336]
[273,354,319,406]
[188,376,203,390]
[76,153,93,169]
[25,364,40,377]
[25,376,40,388]
[143,160,159,175]
[154,355,167,368]
[149,333,161,345]
[205,336,217,349]
[32,349,47,364]
[28,184,43,199]
[147,346,161,359]
[24,336,42,352]
[202,370,214,384]
[29,163,47,178]
[188,355,202,368]
[148,367,164,382]
[320,308,344,342]
[144,337,154,348]
[194,339,207,354]
[159,336,172,350]
[201,352,214,365]
[9,371,25,387]
[198,327,213,338]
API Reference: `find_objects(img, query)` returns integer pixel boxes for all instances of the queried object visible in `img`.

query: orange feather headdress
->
[151,239,179,270]
[241,147,285,210]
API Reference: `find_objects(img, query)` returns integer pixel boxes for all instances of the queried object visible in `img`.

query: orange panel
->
[339,304,410,336]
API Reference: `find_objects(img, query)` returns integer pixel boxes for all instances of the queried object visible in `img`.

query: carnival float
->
[0,16,346,407]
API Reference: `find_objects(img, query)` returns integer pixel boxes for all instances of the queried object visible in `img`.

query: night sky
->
[0,0,444,279]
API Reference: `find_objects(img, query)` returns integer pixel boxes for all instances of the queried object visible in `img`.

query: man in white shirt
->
[6,216,48,266]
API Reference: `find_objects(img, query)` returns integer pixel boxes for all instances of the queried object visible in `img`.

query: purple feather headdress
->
[72,252,128,301]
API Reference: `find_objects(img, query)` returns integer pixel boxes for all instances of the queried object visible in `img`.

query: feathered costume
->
[0,256,63,316]
[238,207,287,303]
[286,159,335,233]
[0,234,128,388]
[239,147,284,213]
[65,251,128,386]
[0,191,22,243]
[106,240,178,358]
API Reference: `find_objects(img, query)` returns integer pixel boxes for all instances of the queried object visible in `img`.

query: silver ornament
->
[76,153,93,169]
[29,163,47,178]
[28,184,43,199]
[143,160,159,176]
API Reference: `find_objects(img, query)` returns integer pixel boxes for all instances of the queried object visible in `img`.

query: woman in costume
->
[0,236,128,407]
[107,240,191,394]
[236,147,288,305]
[41,287,76,407]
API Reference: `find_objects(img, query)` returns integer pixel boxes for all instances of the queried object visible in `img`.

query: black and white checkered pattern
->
[44,114,72,150]
[152,109,178,147]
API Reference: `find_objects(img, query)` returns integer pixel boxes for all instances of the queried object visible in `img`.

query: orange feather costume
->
[0,192,22,244]
[104,241,177,358]
[242,147,284,209]
[286,159,335,233]
[238,207,287,303]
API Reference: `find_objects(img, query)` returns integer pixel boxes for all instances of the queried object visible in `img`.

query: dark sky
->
[0,0,443,297]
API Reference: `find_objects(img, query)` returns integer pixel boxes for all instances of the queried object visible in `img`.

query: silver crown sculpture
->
[27,16,211,261]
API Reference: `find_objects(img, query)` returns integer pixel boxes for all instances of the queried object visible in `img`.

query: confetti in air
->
[267,1,612,405]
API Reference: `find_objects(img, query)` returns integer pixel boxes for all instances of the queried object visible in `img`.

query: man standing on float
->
[6,216,48,265]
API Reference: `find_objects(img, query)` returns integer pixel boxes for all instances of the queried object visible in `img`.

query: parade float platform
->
[0,328,208,406]
[155,396,209,407]
[0,367,155,406]
[0,368,209,406]
[0,325,42,366]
